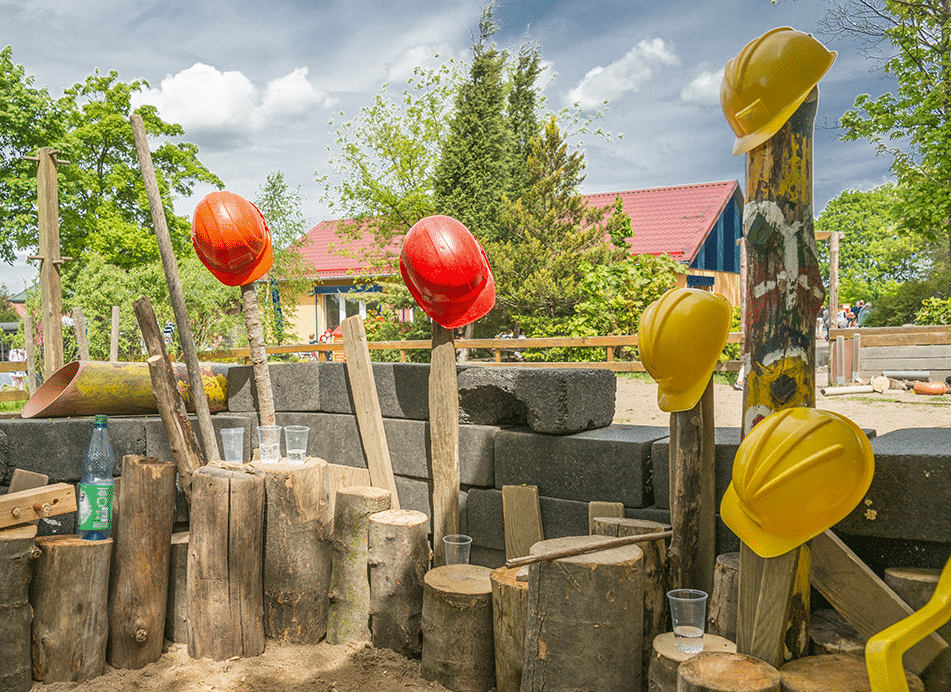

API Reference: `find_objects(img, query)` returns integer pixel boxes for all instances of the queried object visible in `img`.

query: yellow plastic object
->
[721,27,836,156]
[637,287,731,413]
[867,555,951,692]
[720,408,874,558]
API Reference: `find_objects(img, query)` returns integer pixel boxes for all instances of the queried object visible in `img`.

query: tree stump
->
[326,485,391,645]
[809,608,865,656]
[677,651,780,692]
[491,566,529,692]
[30,535,112,683]
[709,552,739,642]
[0,525,39,692]
[256,459,332,643]
[648,631,736,692]
[779,653,924,692]
[108,455,177,669]
[522,535,643,692]
[164,531,188,643]
[368,508,429,658]
[421,564,495,692]
[187,465,266,661]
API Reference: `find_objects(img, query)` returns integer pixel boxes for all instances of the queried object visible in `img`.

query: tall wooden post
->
[430,323,460,566]
[829,231,840,333]
[736,89,823,669]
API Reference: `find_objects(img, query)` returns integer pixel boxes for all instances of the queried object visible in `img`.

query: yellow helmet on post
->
[721,408,874,558]
[638,288,731,413]
[721,27,836,156]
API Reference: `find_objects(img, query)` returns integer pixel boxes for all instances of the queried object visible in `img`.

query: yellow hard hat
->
[721,27,836,156]
[721,408,874,558]
[638,287,732,413]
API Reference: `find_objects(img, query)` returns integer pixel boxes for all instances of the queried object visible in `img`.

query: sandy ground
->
[29,369,951,692]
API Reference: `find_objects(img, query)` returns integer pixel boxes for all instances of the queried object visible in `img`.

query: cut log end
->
[678,652,781,692]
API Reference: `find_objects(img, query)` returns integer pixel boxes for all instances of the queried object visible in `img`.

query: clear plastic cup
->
[284,425,310,466]
[220,427,244,463]
[443,534,473,581]
[667,589,708,654]
[257,425,282,464]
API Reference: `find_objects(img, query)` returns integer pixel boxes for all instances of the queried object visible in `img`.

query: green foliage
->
[361,294,434,362]
[721,305,743,363]
[0,284,17,322]
[506,44,543,203]
[915,297,951,326]
[862,267,951,326]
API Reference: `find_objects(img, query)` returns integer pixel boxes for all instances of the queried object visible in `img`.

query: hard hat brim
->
[721,482,806,558]
[204,230,274,287]
[657,364,717,413]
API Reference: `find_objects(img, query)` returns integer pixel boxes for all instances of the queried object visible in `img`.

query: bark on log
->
[30,535,112,682]
[187,465,266,661]
[256,459,332,643]
[522,535,644,692]
[107,455,177,669]
[677,651,781,692]
[241,283,276,427]
[0,525,38,692]
[368,508,429,658]
[778,652,924,692]
[421,564,495,692]
[326,485,391,645]
[164,531,189,644]
[709,552,740,643]
[647,631,736,692]
[490,566,529,692]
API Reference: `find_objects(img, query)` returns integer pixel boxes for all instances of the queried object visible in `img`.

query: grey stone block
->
[652,428,743,510]
[227,362,321,412]
[835,428,951,542]
[393,474,466,536]
[319,362,432,420]
[624,506,740,554]
[470,546,505,569]
[495,424,666,507]
[144,413,256,463]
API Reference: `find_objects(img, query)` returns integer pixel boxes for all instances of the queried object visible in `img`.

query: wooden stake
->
[34,147,65,378]
[0,524,38,692]
[429,322,459,566]
[110,306,120,362]
[72,307,90,361]
[491,566,529,692]
[502,484,543,560]
[129,114,220,462]
[241,283,276,426]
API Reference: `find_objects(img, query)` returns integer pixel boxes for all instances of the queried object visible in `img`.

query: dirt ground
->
[29,369,951,692]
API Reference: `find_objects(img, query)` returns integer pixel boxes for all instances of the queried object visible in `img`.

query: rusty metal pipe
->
[21,361,231,419]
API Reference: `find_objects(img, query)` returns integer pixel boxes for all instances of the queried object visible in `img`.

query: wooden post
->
[187,465,266,661]
[829,231,839,336]
[835,334,846,385]
[0,524,39,692]
[72,307,90,361]
[852,332,861,380]
[30,536,112,682]
[32,147,66,378]
[491,566,529,692]
[737,89,823,669]
[677,652,781,692]
[130,114,220,462]
[241,283,276,426]
[430,322,459,566]
[110,306,120,362]
[164,532,189,644]
[368,508,429,657]
[326,485,391,645]
[709,551,740,643]
[23,314,36,396]
[107,455,177,669]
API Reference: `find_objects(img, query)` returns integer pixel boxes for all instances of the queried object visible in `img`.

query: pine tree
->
[506,44,543,203]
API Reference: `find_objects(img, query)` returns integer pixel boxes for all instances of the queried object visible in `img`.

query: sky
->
[0,0,897,294]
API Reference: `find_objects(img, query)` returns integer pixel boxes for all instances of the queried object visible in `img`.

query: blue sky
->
[0,0,896,293]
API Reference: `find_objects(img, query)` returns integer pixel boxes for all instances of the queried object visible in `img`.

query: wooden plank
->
[341,315,399,508]
[587,501,624,534]
[429,323,459,566]
[502,485,544,560]
[810,529,946,675]
[0,483,77,529]
[861,344,951,359]
[0,390,29,403]
[323,463,371,523]
[8,469,48,494]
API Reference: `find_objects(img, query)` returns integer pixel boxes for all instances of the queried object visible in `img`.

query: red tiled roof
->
[293,219,399,279]
[584,180,742,262]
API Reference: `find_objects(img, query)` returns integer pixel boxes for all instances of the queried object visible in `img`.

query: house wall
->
[676,270,742,308]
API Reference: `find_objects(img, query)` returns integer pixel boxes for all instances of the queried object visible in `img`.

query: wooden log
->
[107,455,177,669]
[0,524,39,692]
[323,463,371,527]
[430,322,460,566]
[677,651,781,692]
[0,483,76,529]
[35,147,65,378]
[590,514,623,537]
[368,508,429,657]
[505,529,671,568]
[187,464,266,661]
[30,535,112,682]
[326,485,391,645]
[779,652,924,692]
[523,535,644,692]
[809,608,865,656]
[164,531,189,644]
[491,566,529,692]
[709,552,740,643]
[421,564,495,692]
[255,459,332,643]
[588,500,624,534]
[502,484,543,560]
[648,631,736,692]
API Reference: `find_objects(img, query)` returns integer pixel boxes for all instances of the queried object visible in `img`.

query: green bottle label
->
[78,484,113,531]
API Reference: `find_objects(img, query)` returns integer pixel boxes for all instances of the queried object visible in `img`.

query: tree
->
[821,0,951,287]
[0,284,18,322]
[506,44,543,203]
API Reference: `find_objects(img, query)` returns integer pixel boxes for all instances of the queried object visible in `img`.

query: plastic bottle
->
[77,414,116,540]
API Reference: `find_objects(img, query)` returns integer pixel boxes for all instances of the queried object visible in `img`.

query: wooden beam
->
[0,483,76,529]
[502,485,544,560]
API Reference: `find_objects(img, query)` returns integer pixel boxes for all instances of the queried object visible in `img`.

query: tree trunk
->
[30,535,112,682]
[778,652,924,692]
[0,525,39,692]
[490,566,529,692]
[421,564,495,692]
[241,283,276,427]
[709,552,740,643]
[257,459,332,643]
[647,631,736,692]
[164,531,189,644]
[326,485,391,645]
[368,508,429,657]
[429,323,459,566]
[108,455,177,669]
[677,652,780,692]
[522,535,643,692]
[187,465,266,661]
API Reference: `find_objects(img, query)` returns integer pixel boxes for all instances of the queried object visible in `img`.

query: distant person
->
[851,300,865,325]
[858,303,873,326]
[836,307,849,329]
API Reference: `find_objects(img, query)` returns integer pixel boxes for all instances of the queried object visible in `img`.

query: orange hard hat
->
[399,215,496,329]
[192,191,273,286]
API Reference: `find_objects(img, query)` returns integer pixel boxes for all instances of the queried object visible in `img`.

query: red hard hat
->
[192,191,273,286]
[399,215,496,329]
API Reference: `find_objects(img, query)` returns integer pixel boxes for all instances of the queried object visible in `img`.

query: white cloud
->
[254,67,336,127]
[680,70,722,106]
[565,38,679,109]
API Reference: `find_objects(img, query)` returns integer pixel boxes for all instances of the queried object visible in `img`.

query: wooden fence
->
[828,325,951,383]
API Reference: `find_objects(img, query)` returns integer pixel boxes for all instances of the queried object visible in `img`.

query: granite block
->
[144,413,257,463]
[392,474,466,537]
[318,362,432,420]
[652,428,743,510]
[470,546,506,570]
[227,361,321,412]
